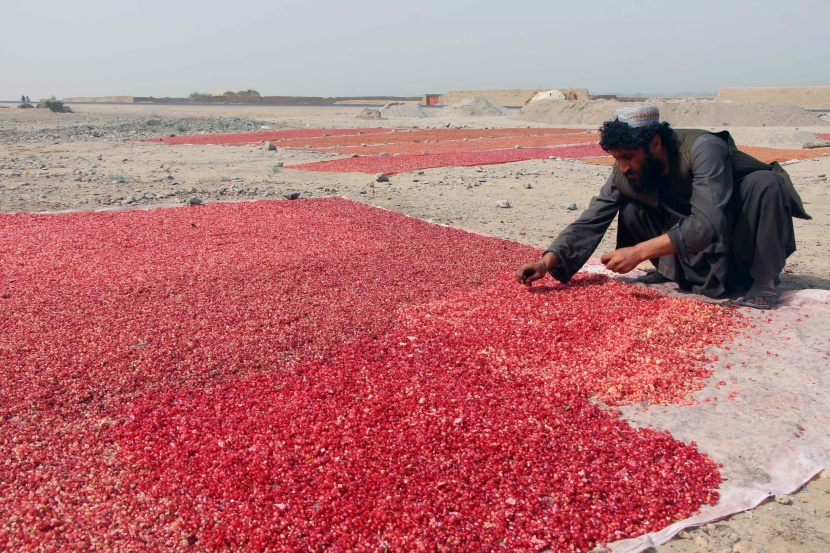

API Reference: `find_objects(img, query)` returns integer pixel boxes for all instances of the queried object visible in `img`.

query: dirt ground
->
[1,102,829,552]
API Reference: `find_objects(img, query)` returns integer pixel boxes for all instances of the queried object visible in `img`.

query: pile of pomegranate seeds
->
[311,134,599,157]
[289,145,605,174]
[276,128,589,151]
[0,199,735,551]
[737,145,830,163]
[144,128,394,146]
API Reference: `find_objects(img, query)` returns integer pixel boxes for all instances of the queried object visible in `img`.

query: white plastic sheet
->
[581,263,830,552]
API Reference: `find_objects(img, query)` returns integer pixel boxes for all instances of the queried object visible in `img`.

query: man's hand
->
[601,234,677,274]
[515,252,558,286]
[600,247,642,274]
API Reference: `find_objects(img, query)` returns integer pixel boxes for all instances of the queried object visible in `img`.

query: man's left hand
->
[600,247,642,274]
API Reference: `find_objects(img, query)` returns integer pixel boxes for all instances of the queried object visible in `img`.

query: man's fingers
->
[516,264,541,285]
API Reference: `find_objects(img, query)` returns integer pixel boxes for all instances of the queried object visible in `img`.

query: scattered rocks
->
[375,173,390,183]
[265,141,277,151]
[186,196,203,206]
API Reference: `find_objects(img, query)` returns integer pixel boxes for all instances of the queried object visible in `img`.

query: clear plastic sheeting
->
[583,262,830,552]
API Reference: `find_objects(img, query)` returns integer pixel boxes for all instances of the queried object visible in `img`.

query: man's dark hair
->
[599,119,672,152]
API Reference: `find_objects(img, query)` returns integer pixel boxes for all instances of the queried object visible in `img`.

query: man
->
[515,105,811,309]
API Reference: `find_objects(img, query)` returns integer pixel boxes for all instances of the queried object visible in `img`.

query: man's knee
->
[740,171,785,204]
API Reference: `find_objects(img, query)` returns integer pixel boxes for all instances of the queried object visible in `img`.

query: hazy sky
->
[2,0,828,101]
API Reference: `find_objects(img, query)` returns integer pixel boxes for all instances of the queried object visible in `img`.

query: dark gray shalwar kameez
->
[545,130,811,297]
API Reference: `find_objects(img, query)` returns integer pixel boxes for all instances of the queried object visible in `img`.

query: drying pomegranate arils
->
[144,127,395,145]
[288,144,605,174]
[0,198,737,552]
[293,133,599,156]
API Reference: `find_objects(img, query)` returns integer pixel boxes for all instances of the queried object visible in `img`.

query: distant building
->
[422,94,441,106]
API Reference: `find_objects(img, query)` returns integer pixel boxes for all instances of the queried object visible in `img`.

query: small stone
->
[283,191,301,200]
[563,202,578,210]
[694,536,710,548]
[375,173,390,183]
[774,494,792,505]
[678,531,693,539]
[265,141,276,151]
[496,200,511,209]
[820,469,830,479]
[144,193,156,200]
[275,162,284,168]
[186,196,202,206]
[379,152,388,157]
[524,182,533,189]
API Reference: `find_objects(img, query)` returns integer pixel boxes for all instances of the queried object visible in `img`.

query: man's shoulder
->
[671,129,730,157]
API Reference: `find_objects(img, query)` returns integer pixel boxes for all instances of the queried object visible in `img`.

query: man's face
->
[610,146,666,193]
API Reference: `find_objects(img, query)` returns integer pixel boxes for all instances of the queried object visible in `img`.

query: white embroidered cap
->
[613,105,660,128]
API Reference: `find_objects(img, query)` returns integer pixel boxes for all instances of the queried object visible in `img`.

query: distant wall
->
[717,87,830,110]
[63,96,135,103]
[439,88,590,106]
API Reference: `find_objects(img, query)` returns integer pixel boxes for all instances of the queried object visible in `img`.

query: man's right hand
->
[515,252,558,286]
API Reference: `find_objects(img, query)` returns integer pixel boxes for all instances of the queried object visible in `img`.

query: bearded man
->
[515,105,811,309]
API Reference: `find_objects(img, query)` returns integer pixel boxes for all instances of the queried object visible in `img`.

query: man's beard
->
[626,151,665,194]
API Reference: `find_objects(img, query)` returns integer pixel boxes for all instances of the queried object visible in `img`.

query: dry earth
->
[1,102,829,552]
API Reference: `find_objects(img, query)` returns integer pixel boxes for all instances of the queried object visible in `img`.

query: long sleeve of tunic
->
[544,177,621,282]
[544,134,734,283]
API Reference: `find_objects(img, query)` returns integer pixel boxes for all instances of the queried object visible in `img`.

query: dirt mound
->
[516,98,829,127]
[356,108,382,120]
[441,95,510,117]
[379,102,428,118]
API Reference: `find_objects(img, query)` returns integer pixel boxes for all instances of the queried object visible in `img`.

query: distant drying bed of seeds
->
[0,198,742,551]
[147,127,830,174]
